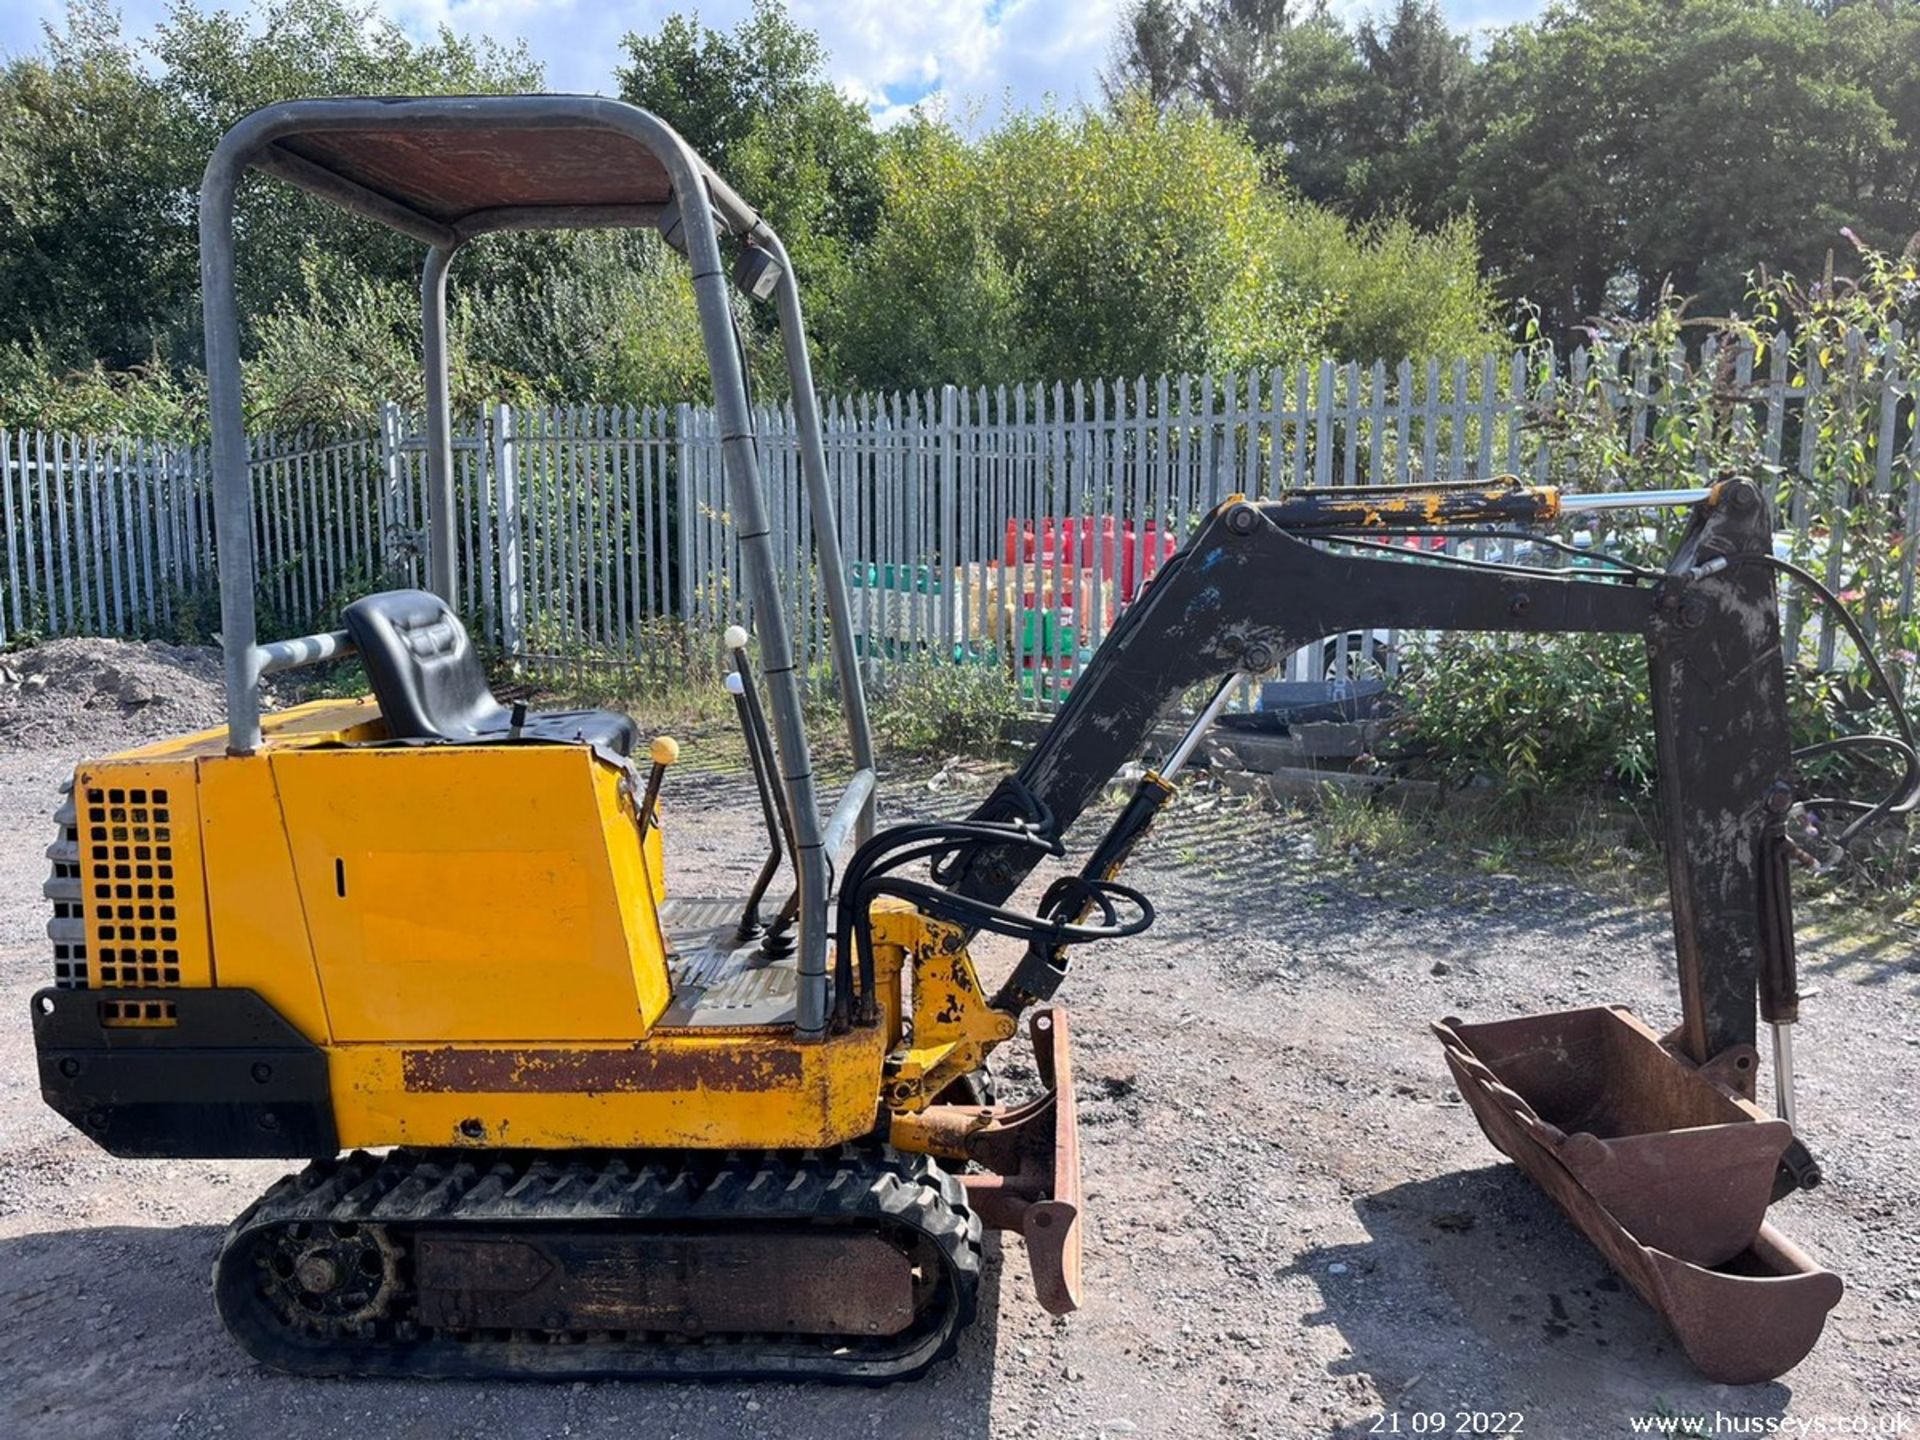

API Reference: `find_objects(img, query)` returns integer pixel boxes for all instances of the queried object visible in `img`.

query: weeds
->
[1313,783,1422,858]
[511,645,1016,773]
[1394,632,1656,799]
[1302,780,1657,900]
[868,660,1020,761]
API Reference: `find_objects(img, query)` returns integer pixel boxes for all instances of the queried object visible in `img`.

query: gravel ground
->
[1,642,1915,1439]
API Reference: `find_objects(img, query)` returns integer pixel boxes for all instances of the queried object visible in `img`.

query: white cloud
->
[2,0,1131,127]
[2,0,1545,129]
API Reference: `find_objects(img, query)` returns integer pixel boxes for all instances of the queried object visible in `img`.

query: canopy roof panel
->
[274,124,675,224]
[216,96,763,245]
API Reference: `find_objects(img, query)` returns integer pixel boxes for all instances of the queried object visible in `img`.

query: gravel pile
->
[0,638,229,754]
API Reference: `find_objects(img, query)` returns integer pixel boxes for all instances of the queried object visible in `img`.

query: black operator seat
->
[341,590,638,757]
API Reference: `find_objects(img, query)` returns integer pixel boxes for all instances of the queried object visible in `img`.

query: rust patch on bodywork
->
[403,1044,804,1093]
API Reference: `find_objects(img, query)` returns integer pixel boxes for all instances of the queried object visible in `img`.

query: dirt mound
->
[0,638,229,756]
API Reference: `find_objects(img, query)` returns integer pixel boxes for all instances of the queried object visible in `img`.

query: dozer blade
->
[893,1007,1084,1315]
[1433,1006,1842,1385]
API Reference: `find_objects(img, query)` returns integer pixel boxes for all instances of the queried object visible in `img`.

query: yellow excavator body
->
[64,710,896,1152]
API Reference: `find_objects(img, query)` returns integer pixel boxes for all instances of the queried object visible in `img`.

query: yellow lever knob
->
[650,736,681,767]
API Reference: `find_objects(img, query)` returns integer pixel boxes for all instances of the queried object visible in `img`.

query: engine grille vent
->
[83,784,183,987]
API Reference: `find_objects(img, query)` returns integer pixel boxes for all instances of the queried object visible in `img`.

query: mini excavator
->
[33,96,1916,1386]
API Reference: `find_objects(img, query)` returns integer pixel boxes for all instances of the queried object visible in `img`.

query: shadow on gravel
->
[0,1222,1005,1440]
[1285,1166,1794,1438]
[1800,924,1920,990]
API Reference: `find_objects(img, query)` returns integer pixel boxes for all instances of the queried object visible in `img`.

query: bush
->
[869,661,1020,760]
[1395,631,1655,799]
[822,95,1494,387]
[0,341,203,435]
[1266,207,1499,364]
[1386,238,1919,896]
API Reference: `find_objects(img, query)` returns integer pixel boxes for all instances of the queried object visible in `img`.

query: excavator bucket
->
[1434,1008,1842,1384]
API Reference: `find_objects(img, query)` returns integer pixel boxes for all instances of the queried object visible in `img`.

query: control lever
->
[636,735,678,835]
[727,668,783,941]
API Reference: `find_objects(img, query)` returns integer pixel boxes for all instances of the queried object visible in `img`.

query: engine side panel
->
[43,735,891,1155]
[196,751,333,1039]
[269,745,670,1045]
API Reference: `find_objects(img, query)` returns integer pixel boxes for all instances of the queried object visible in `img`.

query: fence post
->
[675,401,695,643]
[377,399,403,582]
[940,383,960,667]
[492,402,522,660]
[1,430,20,643]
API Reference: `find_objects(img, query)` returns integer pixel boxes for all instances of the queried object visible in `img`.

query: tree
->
[154,0,541,352]
[1343,0,1473,224]
[1102,0,1476,215]
[1102,0,1366,206]
[1103,0,1920,339]
[1459,0,1914,334]
[1102,0,1200,109]
[2,0,1500,429]
[0,0,541,389]
[1456,9,1640,334]
[827,96,1493,388]
[0,2,193,372]
[616,1,882,268]
[818,118,1033,390]
[1806,0,1920,259]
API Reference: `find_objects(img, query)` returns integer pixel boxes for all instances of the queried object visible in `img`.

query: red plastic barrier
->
[1004,516,1179,602]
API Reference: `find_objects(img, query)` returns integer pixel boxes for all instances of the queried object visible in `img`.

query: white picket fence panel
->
[3,334,1915,709]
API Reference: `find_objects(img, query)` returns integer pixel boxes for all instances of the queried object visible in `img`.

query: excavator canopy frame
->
[198,94,873,1038]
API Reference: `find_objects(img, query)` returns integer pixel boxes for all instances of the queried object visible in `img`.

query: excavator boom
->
[949,480,1790,1065]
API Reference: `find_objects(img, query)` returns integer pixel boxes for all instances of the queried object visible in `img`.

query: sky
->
[0,0,1547,128]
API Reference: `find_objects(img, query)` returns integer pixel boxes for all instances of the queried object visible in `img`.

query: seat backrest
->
[342,590,510,742]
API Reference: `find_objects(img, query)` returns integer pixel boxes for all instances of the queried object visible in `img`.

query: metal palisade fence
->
[3,335,1916,708]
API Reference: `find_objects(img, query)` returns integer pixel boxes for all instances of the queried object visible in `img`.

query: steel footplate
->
[213,1145,982,1382]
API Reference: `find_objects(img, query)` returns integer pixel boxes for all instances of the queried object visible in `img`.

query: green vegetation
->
[828,96,1492,387]
[5,0,1914,426]
[0,0,1495,433]
[867,661,1021,761]
[1396,632,1657,800]
[1111,0,1920,336]
[1385,238,1920,900]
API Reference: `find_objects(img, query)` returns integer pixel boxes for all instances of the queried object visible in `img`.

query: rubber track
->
[213,1145,982,1382]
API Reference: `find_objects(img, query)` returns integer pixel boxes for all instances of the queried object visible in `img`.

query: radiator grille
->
[84,784,183,986]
